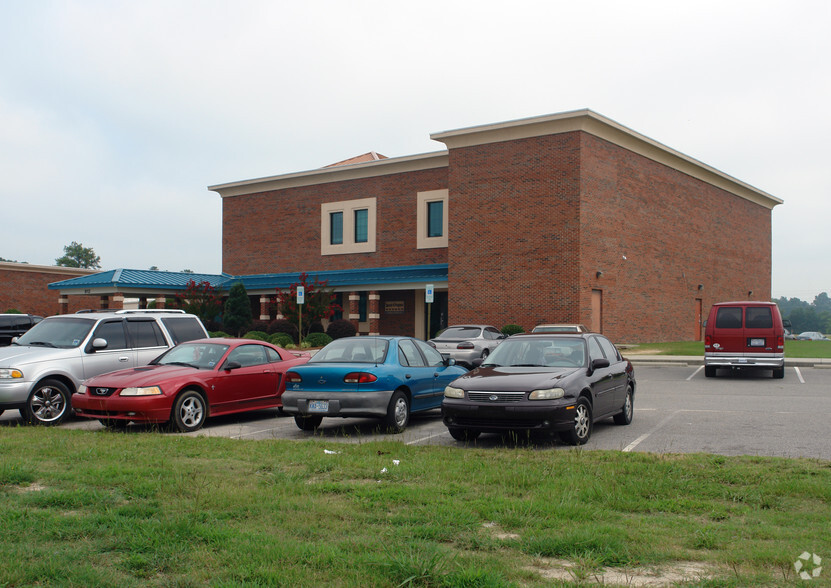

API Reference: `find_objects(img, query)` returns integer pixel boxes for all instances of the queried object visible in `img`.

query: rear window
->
[127,319,167,348]
[436,326,481,339]
[715,307,743,329]
[161,317,207,345]
[745,307,773,329]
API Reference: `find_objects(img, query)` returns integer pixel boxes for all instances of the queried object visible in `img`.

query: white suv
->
[0,310,208,425]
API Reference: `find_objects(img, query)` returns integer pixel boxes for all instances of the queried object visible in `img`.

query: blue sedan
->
[282,336,468,433]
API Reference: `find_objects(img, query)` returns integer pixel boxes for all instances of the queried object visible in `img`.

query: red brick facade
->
[0,263,102,316]
[211,110,780,343]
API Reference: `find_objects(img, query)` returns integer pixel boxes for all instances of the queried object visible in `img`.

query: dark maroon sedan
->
[441,333,635,444]
[73,338,310,432]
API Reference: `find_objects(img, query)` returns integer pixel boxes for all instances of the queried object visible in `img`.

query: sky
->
[1,0,828,301]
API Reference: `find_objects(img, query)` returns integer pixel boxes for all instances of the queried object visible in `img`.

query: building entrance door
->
[424,291,448,339]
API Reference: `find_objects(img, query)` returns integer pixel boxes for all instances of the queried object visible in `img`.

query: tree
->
[223,282,252,336]
[175,280,223,327]
[55,242,101,269]
[276,272,341,337]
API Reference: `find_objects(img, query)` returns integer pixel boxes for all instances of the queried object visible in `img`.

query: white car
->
[427,325,506,367]
[796,331,829,341]
[0,310,208,425]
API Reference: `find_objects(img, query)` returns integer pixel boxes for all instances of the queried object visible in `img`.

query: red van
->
[704,301,785,379]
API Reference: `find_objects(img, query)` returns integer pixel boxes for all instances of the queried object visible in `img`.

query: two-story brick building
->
[207,109,781,343]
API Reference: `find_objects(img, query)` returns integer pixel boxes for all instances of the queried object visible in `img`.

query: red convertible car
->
[73,338,310,432]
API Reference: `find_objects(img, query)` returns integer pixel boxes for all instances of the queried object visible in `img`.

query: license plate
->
[749,338,765,347]
[308,400,329,413]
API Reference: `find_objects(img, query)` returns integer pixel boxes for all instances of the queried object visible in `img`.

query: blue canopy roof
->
[49,264,448,293]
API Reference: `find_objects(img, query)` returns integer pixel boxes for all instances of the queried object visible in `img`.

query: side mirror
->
[471,358,484,368]
[589,358,610,373]
[92,338,108,350]
[223,361,242,371]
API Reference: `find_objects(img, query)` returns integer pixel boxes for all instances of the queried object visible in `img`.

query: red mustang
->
[73,338,310,432]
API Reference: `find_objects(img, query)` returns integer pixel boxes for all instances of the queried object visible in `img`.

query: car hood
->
[451,366,579,391]
[0,345,77,367]
[83,364,195,387]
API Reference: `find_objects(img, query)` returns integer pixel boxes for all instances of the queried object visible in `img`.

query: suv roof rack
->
[74,309,186,315]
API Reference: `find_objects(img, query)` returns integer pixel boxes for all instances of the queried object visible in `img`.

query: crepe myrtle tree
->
[175,280,223,327]
[276,272,341,339]
[223,282,253,337]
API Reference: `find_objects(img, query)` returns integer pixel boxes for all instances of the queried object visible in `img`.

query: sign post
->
[425,284,434,339]
[297,286,305,344]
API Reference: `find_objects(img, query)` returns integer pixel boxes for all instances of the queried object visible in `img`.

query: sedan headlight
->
[0,368,24,379]
[529,387,565,400]
[120,386,163,396]
[444,386,465,398]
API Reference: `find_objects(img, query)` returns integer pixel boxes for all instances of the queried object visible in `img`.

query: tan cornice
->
[431,109,782,210]
[209,151,449,198]
[0,261,98,276]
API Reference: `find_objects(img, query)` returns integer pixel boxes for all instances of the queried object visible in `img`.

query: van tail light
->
[286,371,302,383]
[457,342,474,349]
[704,335,712,348]
[344,372,377,384]
[777,336,784,349]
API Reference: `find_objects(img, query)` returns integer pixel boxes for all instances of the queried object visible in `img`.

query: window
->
[746,307,773,329]
[126,319,166,348]
[92,320,128,350]
[354,209,368,243]
[321,198,376,255]
[715,307,743,329]
[398,339,426,367]
[161,317,207,345]
[330,212,343,245]
[417,189,449,249]
[427,200,443,238]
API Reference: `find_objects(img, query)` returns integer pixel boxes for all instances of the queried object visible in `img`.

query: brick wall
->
[446,133,583,331]
[0,264,102,316]
[579,133,771,343]
[222,168,448,276]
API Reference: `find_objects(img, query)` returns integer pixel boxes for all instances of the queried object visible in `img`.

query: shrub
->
[308,321,324,334]
[209,331,231,338]
[250,320,270,332]
[269,333,293,348]
[326,319,357,340]
[304,332,332,348]
[242,330,269,341]
[268,319,299,342]
[223,282,253,337]
[501,323,525,336]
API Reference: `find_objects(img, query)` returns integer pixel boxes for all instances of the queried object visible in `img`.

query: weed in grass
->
[379,545,453,587]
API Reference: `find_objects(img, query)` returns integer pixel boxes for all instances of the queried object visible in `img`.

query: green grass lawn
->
[623,339,831,358]
[2,428,830,586]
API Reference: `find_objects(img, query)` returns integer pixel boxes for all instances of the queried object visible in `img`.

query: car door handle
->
[118,356,130,362]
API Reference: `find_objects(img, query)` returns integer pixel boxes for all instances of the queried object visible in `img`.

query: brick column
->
[368,291,380,336]
[348,291,360,333]
[156,296,167,309]
[58,296,69,315]
[275,295,284,319]
[259,296,271,321]
[112,294,125,310]
[99,295,109,310]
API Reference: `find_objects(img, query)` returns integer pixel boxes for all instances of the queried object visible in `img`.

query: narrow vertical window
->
[354,209,368,243]
[427,200,443,238]
[330,212,343,245]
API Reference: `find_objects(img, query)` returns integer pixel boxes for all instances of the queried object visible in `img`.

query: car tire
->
[384,389,410,433]
[170,390,206,433]
[448,427,480,442]
[481,349,489,360]
[294,414,323,431]
[772,366,785,379]
[99,418,130,431]
[704,366,717,378]
[613,385,634,425]
[22,379,70,426]
[0,410,4,418]
[559,396,592,445]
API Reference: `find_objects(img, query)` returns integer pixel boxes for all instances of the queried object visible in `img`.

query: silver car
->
[428,324,506,367]
[0,310,208,425]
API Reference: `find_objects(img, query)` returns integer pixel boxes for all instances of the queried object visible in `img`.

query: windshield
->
[156,342,229,369]
[14,317,96,349]
[483,337,586,368]
[310,338,389,363]
[435,326,482,339]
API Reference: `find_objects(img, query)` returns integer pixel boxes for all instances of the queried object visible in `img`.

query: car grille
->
[90,387,117,397]
[467,391,525,403]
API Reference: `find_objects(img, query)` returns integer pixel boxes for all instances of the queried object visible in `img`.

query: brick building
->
[0,262,100,316]
[208,109,782,343]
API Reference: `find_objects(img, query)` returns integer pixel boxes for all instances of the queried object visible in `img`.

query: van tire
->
[773,366,785,379]
[704,366,716,378]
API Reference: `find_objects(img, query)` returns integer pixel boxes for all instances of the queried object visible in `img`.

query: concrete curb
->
[626,355,831,368]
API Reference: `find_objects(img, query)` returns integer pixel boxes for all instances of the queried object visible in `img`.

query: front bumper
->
[72,393,173,423]
[441,397,578,433]
[281,389,394,419]
[0,380,33,410]
[704,353,784,369]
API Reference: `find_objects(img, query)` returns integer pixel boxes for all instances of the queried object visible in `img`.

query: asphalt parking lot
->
[3,364,830,460]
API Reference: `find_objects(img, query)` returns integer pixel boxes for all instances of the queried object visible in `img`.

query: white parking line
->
[622,410,680,452]
[687,366,704,380]
[406,432,445,445]
[231,427,278,439]
[794,366,806,384]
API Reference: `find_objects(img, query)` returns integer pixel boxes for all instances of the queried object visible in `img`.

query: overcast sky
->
[1,1,828,300]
